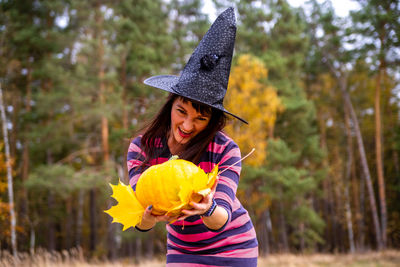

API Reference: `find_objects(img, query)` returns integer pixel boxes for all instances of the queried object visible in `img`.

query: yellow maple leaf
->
[104,180,145,231]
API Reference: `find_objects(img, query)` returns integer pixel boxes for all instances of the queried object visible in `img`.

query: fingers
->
[143,206,179,223]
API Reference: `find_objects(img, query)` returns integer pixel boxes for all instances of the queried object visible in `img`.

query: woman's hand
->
[136,205,178,231]
[178,177,219,220]
[178,178,228,230]
[178,191,214,220]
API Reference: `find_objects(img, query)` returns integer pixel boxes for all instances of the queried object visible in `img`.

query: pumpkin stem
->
[218,148,255,176]
[169,155,179,161]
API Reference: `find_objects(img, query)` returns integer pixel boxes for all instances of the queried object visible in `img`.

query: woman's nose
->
[182,119,194,131]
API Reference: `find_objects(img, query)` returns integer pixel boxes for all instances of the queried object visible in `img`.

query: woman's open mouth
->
[178,128,192,138]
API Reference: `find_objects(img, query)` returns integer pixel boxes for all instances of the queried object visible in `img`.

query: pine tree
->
[351,0,400,248]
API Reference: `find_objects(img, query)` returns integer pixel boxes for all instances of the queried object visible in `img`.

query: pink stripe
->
[214,191,233,205]
[149,157,168,165]
[207,140,229,154]
[127,159,142,171]
[219,165,241,176]
[231,198,242,211]
[170,218,203,227]
[218,175,238,191]
[167,214,251,243]
[167,230,255,252]
[219,147,241,167]
[197,162,214,173]
[128,142,146,156]
[128,141,140,152]
[167,224,219,242]
[215,246,258,258]
[225,213,251,230]
[129,174,140,187]
[167,243,257,258]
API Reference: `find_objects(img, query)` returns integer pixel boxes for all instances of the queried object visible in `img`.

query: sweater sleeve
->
[213,136,242,230]
[126,136,145,191]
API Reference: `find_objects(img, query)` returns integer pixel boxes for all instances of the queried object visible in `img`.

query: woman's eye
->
[177,109,186,114]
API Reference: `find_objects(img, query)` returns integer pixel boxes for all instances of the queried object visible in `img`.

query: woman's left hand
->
[177,178,218,221]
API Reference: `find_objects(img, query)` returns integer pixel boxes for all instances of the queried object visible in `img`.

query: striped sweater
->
[127,131,258,266]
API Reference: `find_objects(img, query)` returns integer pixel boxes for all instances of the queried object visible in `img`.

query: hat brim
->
[144,75,248,124]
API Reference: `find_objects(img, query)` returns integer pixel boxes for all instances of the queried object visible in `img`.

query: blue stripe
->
[170,222,209,234]
[167,253,257,266]
[168,220,255,247]
[184,215,200,222]
[219,156,241,168]
[231,206,247,221]
[131,136,142,145]
[217,184,235,201]
[212,132,230,145]
[219,170,240,185]
[167,237,258,256]
[128,168,139,179]
[127,151,145,161]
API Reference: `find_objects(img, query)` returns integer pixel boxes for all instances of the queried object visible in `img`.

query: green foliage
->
[25,164,113,199]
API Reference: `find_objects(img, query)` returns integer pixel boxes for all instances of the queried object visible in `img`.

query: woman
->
[127,8,258,266]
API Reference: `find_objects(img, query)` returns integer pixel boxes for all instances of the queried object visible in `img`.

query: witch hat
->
[143,7,247,124]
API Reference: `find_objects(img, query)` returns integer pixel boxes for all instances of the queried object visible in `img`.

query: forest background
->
[0,0,399,263]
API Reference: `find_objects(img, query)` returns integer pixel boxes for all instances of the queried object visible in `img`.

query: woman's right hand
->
[136,205,177,231]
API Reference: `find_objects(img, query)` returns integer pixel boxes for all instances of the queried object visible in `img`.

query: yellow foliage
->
[225,54,284,166]
[105,159,218,231]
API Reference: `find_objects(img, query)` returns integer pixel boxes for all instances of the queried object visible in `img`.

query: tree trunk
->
[135,237,142,263]
[47,150,56,251]
[375,62,387,248]
[358,165,366,251]
[76,189,84,248]
[30,225,35,254]
[65,197,73,249]
[47,191,56,251]
[332,146,343,252]
[338,75,383,250]
[89,189,97,253]
[21,66,32,235]
[278,193,289,252]
[260,209,270,255]
[146,230,155,259]
[299,221,305,252]
[0,83,17,256]
[120,52,128,131]
[120,53,130,183]
[10,85,19,160]
[344,105,356,253]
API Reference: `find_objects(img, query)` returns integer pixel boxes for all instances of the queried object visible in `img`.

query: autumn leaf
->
[104,180,145,231]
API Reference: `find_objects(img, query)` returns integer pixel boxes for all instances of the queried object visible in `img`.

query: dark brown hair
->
[140,93,227,166]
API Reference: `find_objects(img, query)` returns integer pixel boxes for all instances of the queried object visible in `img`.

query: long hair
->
[140,93,227,167]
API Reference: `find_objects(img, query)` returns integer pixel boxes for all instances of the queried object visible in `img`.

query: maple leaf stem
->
[218,148,255,176]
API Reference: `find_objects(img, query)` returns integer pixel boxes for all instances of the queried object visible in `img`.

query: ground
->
[1,250,400,266]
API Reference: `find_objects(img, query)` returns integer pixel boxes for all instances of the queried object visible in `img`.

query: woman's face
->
[168,97,211,149]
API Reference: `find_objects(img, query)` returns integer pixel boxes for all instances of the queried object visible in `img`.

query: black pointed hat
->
[144,7,247,124]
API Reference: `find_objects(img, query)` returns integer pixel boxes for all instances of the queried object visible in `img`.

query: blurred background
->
[0,0,399,265]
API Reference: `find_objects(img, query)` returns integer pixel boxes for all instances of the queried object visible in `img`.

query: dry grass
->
[258,250,400,267]
[1,249,399,267]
